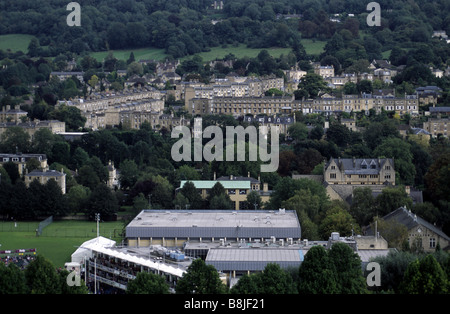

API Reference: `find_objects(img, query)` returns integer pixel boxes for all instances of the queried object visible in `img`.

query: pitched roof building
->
[366,207,450,252]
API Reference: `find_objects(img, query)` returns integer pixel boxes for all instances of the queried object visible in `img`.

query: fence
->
[0,222,39,232]
[36,216,53,236]
[39,227,123,239]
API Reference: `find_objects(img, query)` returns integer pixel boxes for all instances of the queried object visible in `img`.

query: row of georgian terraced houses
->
[187,91,419,117]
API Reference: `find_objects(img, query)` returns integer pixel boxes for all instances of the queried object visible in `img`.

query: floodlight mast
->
[95,213,100,238]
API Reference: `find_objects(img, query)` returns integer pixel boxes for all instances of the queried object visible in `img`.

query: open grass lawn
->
[0,220,124,268]
[0,34,35,53]
[0,33,325,62]
[301,39,326,55]
[90,47,168,63]
[90,40,326,63]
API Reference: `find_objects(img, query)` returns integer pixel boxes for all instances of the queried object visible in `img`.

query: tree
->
[0,262,27,294]
[424,153,450,202]
[67,184,90,214]
[350,187,377,226]
[297,73,329,98]
[49,105,86,131]
[207,182,232,209]
[209,194,233,210]
[88,156,109,184]
[151,175,174,209]
[326,122,351,148]
[25,255,61,294]
[126,271,170,294]
[127,62,143,76]
[0,126,30,153]
[175,165,201,182]
[88,74,99,90]
[107,22,127,49]
[287,122,308,142]
[363,120,400,151]
[282,189,322,224]
[179,181,203,209]
[370,216,408,250]
[319,203,360,240]
[27,37,40,57]
[269,177,328,211]
[298,245,338,294]
[119,159,139,190]
[71,147,90,170]
[246,190,262,210]
[2,161,20,184]
[328,243,368,294]
[77,165,100,191]
[231,263,297,294]
[373,137,415,185]
[58,269,88,294]
[43,178,68,217]
[375,186,413,217]
[399,255,448,294]
[86,183,119,220]
[371,251,417,293]
[176,259,228,294]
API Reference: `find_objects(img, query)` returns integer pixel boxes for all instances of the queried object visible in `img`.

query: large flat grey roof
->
[205,248,304,271]
[126,209,301,239]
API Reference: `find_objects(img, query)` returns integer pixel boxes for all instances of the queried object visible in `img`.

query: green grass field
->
[0,33,325,62]
[90,47,168,63]
[90,40,326,63]
[0,34,35,53]
[0,220,124,268]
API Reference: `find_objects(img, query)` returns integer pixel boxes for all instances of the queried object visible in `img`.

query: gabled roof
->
[382,207,450,242]
[326,157,394,175]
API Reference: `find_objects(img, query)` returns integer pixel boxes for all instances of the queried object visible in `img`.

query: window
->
[239,189,247,195]
[330,173,336,179]
[430,238,436,248]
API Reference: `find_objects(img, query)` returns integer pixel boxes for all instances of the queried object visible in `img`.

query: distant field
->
[0,34,35,53]
[90,47,168,63]
[90,40,325,63]
[301,39,326,55]
[0,220,124,268]
[182,44,293,62]
[0,33,325,62]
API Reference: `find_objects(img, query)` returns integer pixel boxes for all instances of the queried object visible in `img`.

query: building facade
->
[179,175,272,211]
[24,169,66,194]
[324,157,396,186]
[125,209,301,248]
[0,153,48,176]
[367,207,450,252]
[423,118,449,138]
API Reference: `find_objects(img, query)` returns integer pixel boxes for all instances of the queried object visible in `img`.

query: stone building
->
[24,169,66,194]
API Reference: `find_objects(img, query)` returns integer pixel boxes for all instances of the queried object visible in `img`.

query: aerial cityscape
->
[0,0,449,301]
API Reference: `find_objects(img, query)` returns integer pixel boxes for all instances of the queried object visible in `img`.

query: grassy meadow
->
[0,33,325,62]
[0,34,35,53]
[90,40,326,62]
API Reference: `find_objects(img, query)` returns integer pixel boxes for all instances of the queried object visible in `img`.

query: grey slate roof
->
[206,248,304,271]
[326,157,393,175]
[370,207,450,242]
[28,169,65,177]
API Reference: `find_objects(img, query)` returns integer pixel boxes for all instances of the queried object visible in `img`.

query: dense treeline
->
[0,0,449,59]
[0,255,88,294]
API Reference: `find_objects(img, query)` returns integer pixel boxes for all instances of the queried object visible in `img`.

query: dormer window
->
[361,159,368,169]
